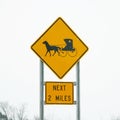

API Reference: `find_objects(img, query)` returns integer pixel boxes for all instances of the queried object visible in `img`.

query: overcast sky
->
[0,0,120,120]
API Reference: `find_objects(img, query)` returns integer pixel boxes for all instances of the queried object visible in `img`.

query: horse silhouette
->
[43,41,61,56]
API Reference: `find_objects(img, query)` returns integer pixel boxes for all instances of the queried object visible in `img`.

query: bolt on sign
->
[31,17,88,78]
[45,82,74,104]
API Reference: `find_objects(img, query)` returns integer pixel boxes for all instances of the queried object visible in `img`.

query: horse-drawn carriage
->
[43,39,77,57]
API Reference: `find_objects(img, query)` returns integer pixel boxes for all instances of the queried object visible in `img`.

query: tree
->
[16,104,27,120]
[0,102,10,120]
[0,102,28,120]
[9,105,16,120]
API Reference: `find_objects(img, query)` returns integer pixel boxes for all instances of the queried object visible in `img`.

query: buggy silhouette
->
[60,39,77,57]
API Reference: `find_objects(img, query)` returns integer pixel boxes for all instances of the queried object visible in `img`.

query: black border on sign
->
[45,82,74,105]
[31,17,89,79]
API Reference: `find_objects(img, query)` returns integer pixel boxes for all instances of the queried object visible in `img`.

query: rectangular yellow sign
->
[45,82,74,104]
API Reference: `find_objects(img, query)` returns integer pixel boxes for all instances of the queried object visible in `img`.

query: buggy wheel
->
[68,49,77,57]
[59,51,67,57]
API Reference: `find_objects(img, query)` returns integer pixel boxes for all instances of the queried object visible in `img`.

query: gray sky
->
[0,0,120,120]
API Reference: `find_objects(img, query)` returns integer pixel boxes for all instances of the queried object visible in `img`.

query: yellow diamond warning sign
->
[45,82,74,104]
[31,17,88,78]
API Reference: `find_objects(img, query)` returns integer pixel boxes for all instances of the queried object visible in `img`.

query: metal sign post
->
[76,62,80,120]
[39,61,81,120]
[40,60,44,120]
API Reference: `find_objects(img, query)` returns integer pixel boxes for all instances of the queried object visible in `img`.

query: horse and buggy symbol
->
[43,39,77,57]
